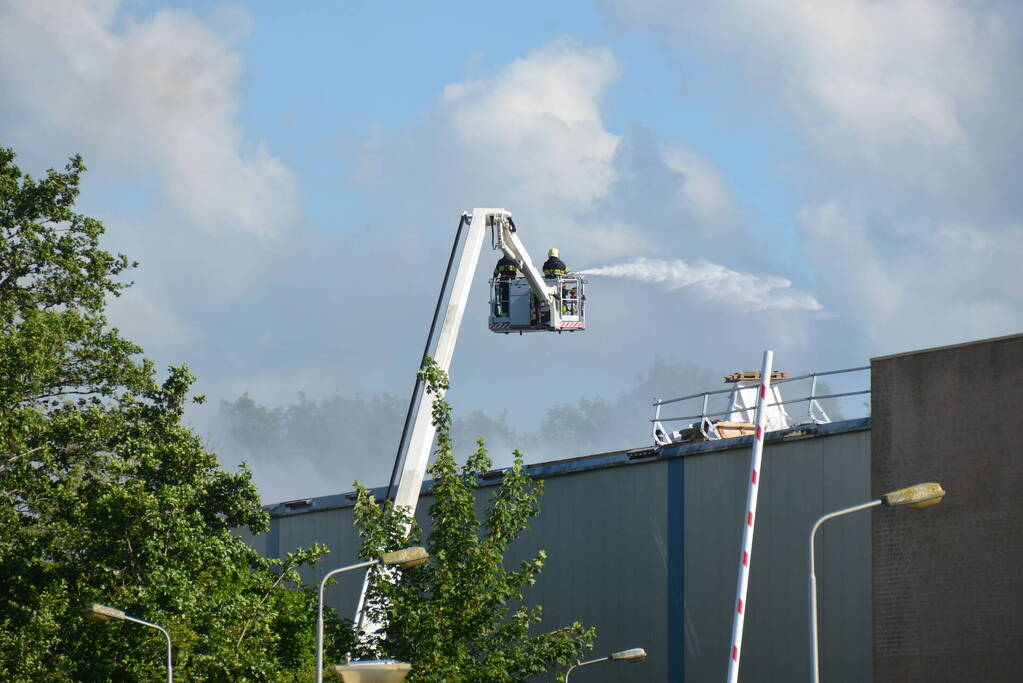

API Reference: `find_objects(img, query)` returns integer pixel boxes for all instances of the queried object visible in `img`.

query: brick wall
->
[871,333,1023,682]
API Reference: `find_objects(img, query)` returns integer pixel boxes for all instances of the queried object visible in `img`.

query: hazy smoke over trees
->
[209,392,407,500]
[209,357,849,503]
[209,358,714,502]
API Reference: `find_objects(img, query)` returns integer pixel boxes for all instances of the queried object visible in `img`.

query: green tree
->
[0,147,348,681]
[350,358,595,682]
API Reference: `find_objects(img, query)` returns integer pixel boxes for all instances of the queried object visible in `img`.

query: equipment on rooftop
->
[725,371,791,432]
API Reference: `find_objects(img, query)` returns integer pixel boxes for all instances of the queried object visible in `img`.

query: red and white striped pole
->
[725,350,774,683]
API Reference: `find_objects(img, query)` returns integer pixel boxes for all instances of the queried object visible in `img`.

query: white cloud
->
[439,38,622,209]
[353,38,631,264]
[798,203,1023,346]
[0,0,298,239]
[660,141,738,230]
[579,257,822,312]
[603,0,1023,351]
[796,203,900,332]
[355,38,746,266]
[106,288,195,349]
[604,0,1011,177]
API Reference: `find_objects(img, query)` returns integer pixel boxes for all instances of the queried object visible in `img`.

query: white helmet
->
[548,247,559,258]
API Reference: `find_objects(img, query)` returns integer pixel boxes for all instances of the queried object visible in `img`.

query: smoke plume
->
[577,257,823,312]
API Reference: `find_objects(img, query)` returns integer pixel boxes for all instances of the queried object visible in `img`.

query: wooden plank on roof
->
[723,370,790,383]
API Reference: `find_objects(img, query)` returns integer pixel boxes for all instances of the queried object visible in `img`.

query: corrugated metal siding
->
[253,420,870,682]
[274,500,435,626]
[712,427,871,683]
[680,428,872,683]
[508,460,671,682]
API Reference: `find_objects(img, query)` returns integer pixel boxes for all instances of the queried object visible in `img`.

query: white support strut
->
[391,208,494,514]
[492,218,560,328]
[392,208,561,513]
[725,350,774,683]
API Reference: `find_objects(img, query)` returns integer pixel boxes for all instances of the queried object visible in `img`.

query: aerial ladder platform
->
[392,208,585,513]
[485,211,586,334]
[355,208,587,638]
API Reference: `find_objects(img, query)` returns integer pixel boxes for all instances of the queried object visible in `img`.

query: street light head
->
[84,604,126,622]
[611,648,647,663]
[334,659,412,683]
[881,482,945,509]
[380,546,429,569]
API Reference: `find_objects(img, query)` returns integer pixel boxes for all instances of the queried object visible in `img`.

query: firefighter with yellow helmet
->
[542,247,568,278]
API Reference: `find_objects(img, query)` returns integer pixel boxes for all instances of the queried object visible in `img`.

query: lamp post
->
[84,603,173,683]
[564,647,647,681]
[316,546,429,683]
[809,482,945,683]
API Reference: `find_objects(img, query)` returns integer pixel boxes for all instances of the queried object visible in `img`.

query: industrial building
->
[245,333,1022,682]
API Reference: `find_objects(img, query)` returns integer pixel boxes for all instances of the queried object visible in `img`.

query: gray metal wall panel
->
[818,432,872,683]
[683,436,744,683]
[251,424,870,683]
[233,525,266,556]
[274,500,438,644]
[508,461,670,683]
[684,430,871,683]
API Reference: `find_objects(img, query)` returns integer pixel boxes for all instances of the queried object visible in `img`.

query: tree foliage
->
[350,358,595,682]
[0,147,345,681]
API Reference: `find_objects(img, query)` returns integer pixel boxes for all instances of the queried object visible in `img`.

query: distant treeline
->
[209,358,844,496]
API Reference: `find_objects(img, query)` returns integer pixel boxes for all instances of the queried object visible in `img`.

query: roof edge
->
[264,417,872,519]
[871,332,1023,363]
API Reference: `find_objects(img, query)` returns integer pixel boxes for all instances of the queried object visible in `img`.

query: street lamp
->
[84,603,173,683]
[333,659,412,683]
[564,647,647,681]
[316,546,429,683]
[809,482,945,683]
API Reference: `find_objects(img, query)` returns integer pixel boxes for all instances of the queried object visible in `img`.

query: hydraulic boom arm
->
[492,214,562,328]
[392,208,561,512]
[356,208,572,639]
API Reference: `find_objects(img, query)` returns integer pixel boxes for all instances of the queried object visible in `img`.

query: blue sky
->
[2,0,1019,500]
[161,0,802,258]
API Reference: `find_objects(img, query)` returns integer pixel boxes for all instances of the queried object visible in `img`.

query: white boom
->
[393,208,557,512]
[354,208,565,638]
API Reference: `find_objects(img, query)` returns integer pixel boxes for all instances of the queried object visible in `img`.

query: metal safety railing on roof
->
[651,365,870,428]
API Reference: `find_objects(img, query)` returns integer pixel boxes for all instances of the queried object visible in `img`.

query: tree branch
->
[2,446,44,471]
[234,558,298,650]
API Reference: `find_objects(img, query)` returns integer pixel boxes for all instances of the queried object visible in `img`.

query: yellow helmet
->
[548,247,559,258]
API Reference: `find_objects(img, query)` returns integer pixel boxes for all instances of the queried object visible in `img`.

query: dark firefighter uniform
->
[493,256,517,317]
[542,248,568,278]
[494,255,518,280]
